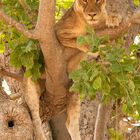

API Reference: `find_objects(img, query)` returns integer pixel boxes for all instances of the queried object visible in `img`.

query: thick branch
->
[0,11,37,39]
[96,8,140,39]
[0,67,23,82]
[96,22,131,40]
[35,0,69,120]
[35,0,55,38]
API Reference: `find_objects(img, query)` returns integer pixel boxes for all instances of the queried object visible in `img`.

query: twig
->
[18,0,36,25]
[9,93,22,100]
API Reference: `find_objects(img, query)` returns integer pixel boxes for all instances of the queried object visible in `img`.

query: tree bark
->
[50,111,71,140]
[0,0,140,140]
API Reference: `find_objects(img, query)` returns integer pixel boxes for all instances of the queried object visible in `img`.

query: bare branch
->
[35,0,55,38]
[0,11,37,39]
[0,67,23,82]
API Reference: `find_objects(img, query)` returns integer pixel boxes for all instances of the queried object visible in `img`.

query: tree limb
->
[0,67,23,82]
[96,22,131,40]
[96,8,140,40]
[23,77,46,140]
[35,0,55,38]
[0,11,37,39]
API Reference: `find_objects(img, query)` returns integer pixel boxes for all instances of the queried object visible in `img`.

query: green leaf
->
[69,82,81,93]
[31,62,42,81]
[77,36,86,46]
[0,43,4,53]
[134,75,140,88]
[122,104,127,113]
[134,0,140,6]
[25,69,32,77]
[102,82,111,95]
[20,52,34,69]
[89,68,99,81]
[93,76,102,90]
[109,128,123,140]
[10,47,23,68]
[24,40,36,52]
[128,80,135,92]
[110,63,122,73]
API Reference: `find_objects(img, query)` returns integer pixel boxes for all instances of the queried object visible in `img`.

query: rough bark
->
[94,103,111,140]
[0,79,33,140]
[0,0,140,140]
[50,111,71,140]
[125,126,140,140]
[66,2,140,140]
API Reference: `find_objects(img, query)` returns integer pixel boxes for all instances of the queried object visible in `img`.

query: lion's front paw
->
[106,14,122,27]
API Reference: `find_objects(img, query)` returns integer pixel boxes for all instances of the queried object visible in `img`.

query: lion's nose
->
[88,13,97,18]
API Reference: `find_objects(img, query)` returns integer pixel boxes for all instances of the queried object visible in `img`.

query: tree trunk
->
[0,0,140,140]
[50,111,71,140]
[0,47,54,140]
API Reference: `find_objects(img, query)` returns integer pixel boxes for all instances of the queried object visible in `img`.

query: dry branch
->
[0,11,37,39]
[0,67,23,82]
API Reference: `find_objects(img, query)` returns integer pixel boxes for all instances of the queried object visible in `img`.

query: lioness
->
[55,0,107,52]
[55,1,123,139]
[55,0,123,52]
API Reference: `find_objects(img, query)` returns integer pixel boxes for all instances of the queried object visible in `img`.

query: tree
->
[0,0,140,140]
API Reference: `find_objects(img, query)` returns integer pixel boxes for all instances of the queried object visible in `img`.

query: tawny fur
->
[55,0,123,53]
[55,1,123,139]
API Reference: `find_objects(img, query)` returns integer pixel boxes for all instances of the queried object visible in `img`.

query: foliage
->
[0,0,73,80]
[56,0,74,20]
[134,0,140,6]
[10,39,44,81]
[69,28,140,119]
[108,128,123,140]
[1,0,140,120]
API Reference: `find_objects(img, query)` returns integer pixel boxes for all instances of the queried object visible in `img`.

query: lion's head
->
[74,0,106,25]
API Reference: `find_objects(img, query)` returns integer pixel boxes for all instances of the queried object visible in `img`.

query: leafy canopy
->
[70,27,140,120]
[0,0,73,80]
[0,0,139,81]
